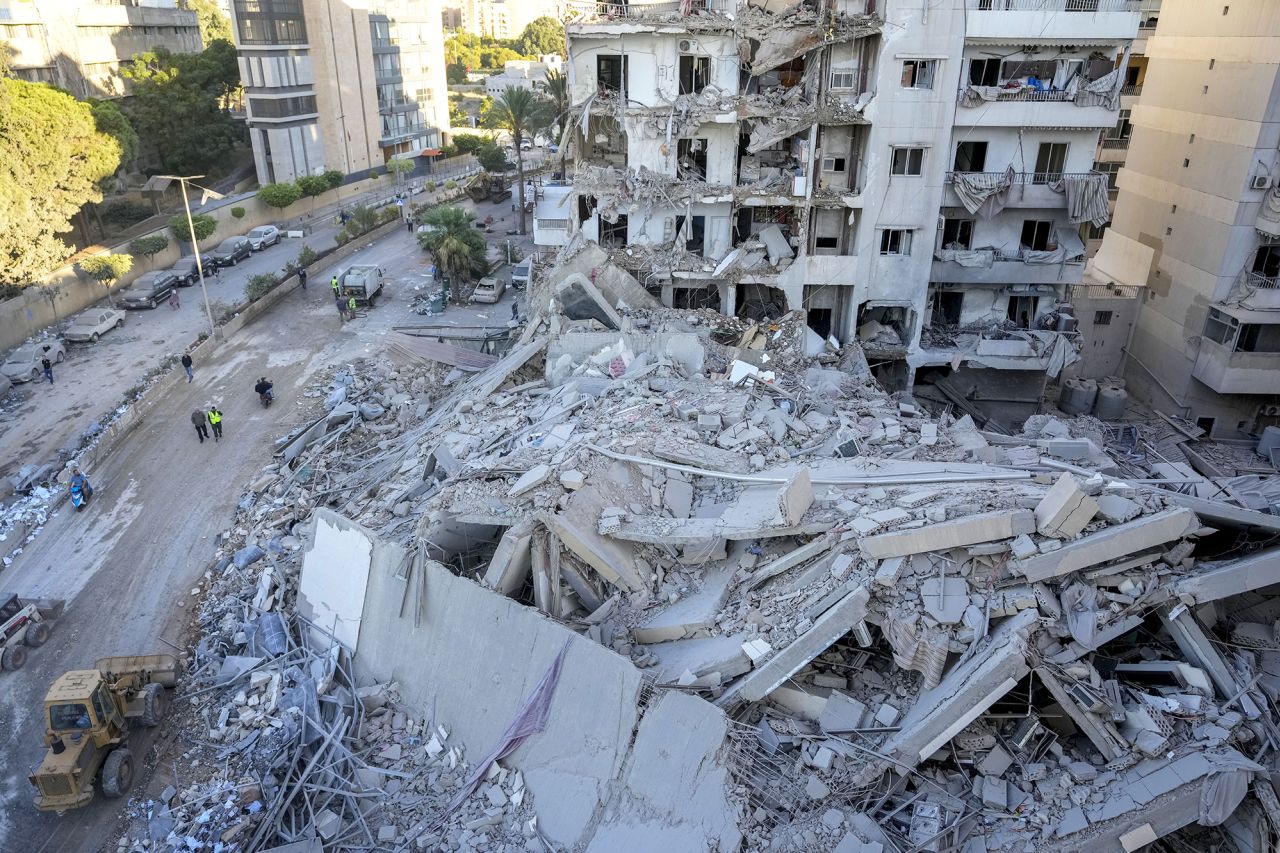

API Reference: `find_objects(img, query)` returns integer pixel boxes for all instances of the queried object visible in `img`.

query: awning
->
[419,148,443,157]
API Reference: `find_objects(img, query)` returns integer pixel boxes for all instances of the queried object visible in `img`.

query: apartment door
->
[1008,295,1039,328]
[1033,143,1068,184]
[953,141,987,173]
[1021,219,1054,251]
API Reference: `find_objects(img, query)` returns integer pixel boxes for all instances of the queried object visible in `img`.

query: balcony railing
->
[944,170,1099,185]
[1121,84,1142,96]
[966,0,1138,10]
[1100,137,1131,149]
[566,0,721,18]
[957,87,1075,103]
[1242,270,1280,290]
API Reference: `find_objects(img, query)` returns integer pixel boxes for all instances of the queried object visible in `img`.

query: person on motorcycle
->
[254,377,274,404]
[68,464,92,505]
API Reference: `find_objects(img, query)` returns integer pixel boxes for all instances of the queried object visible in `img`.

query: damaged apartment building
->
[562,0,1130,423]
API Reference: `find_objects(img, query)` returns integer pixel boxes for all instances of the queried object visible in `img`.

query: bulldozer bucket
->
[34,599,65,620]
[95,654,178,687]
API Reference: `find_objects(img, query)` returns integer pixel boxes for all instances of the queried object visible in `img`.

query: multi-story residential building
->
[485,55,563,95]
[1092,0,1280,438]
[0,0,201,98]
[228,0,449,185]
[459,0,563,40]
[565,0,1136,420]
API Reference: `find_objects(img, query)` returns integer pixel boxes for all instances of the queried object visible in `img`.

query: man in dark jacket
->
[181,353,193,382]
[191,409,209,443]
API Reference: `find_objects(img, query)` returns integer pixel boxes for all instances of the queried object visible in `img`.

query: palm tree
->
[418,205,488,301]
[541,69,569,177]
[490,86,549,236]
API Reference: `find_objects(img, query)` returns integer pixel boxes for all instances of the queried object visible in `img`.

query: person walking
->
[169,289,180,310]
[406,215,414,233]
[335,294,347,323]
[330,275,340,297]
[41,356,53,384]
[181,353,193,382]
[298,267,308,290]
[346,295,358,320]
[208,406,223,442]
[191,409,209,443]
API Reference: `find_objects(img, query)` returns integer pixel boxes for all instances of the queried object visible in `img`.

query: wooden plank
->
[388,332,499,370]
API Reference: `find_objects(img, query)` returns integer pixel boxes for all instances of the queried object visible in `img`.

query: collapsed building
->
[557,0,1130,422]
[125,257,1280,853]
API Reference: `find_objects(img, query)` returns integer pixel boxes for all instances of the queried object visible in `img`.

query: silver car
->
[247,225,281,251]
[2,341,66,383]
[64,308,126,343]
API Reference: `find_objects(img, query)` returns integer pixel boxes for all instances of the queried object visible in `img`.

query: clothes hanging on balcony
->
[959,85,1003,107]
[1071,67,1123,110]
[951,166,1015,218]
[1022,229,1086,268]
[1257,185,1280,238]
[935,248,995,269]
[1048,172,1111,227]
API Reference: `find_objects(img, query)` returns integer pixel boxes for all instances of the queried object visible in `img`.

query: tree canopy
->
[180,0,234,46]
[476,142,507,173]
[169,212,216,243]
[515,17,565,57]
[258,182,302,209]
[0,78,122,286]
[121,42,243,176]
[418,206,488,294]
[445,32,526,71]
[88,99,138,175]
[488,87,549,235]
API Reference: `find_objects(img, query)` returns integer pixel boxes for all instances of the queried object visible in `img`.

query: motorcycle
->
[259,389,273,408]
[69,477,93,512]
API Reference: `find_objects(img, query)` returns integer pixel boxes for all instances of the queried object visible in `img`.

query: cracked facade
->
[562,0,1138,408]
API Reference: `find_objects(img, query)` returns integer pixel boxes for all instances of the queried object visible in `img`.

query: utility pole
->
[159,175,221,340]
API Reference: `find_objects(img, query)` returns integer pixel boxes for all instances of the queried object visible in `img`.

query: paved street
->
[0,198,532,852]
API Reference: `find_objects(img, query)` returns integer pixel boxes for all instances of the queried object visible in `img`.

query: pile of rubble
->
[128,258,1280,851]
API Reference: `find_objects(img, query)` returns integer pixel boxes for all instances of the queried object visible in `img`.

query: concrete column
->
[718,282,736,316]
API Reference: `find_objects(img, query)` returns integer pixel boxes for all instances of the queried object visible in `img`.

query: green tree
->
[541,68,569,173]
[385,158,415,181]
[516,17,565,57]
[121,42,243,176]
[79,253,133,306]
[323,169,344,190]
[476,142,507,173]
[488,86,549,235]
[258,181,302,209]
[179,0,234,46]
[452,134,485,154]
[168,212,216,243]
[88,99,138,175]
[0,78,122,286]
[129,235,169,264]
[417,206,488,299]
[449,96,471,128]
[447,62,468,84]
[296,174,329,197]
[347,204,378,235]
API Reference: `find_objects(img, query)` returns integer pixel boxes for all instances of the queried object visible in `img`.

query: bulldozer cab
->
[43,670,124,742]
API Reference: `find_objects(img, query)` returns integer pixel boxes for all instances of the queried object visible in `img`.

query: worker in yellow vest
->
[207,406,223,442]
[346,295,358,319]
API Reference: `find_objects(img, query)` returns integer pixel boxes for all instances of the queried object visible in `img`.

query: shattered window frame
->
[678,54,712,96]
[941,217,974,250]
[1203,308,1238,346]
[900,59,937,90]
[821,156,847,173]
[891,147,926,176]
[879,229,913,256]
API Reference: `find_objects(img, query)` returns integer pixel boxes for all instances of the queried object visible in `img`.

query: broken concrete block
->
[778,468,813,525]
[1055,806,1089,837]
[1096,494,1141,524]
[805,776,830,800]
[698,413,723,433]
[314,809,342,840]
[377,825,398,843]
[482,518,536,595]
[1015,508,1198,582]
[978,745,1013,777]
[1035,473,1099,538]
[860,510,1035,560]
[1119,823,1159,851]
[717,422,766,449]
[664,480,694,519]
[509,464,551,497]
[560,469,586,491]
[980,775,1007,809]
[1010,534,1038,559]
[920,577,967,624]
[873,556,905,587]
[741,638,772,664]
[769,684,830,721]
[818,691,867,734]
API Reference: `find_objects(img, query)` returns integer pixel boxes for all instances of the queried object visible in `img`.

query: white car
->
[2,341,66,383]
[64,308,126,343]
[247,225,281,251]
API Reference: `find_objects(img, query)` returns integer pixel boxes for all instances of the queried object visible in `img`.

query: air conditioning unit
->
[679,39,699,53]
[1252,175,1273,190]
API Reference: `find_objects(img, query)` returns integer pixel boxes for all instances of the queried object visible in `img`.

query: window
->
[953,141,987,172]
[601,214,628,247]
[1008,296,1039,329]
[597,55,627,93]
[815,236,839,250]
[676,138,707,180]
[1209,58,1216,70]
[891,147,924,176]
[1238,323,1280,353]
[674,214,706,254]
[1252,245,1280,278]
[900,60,936,90]
[1184,158,1191,167]
[1107,109,1133,140]
[830,69,856,89]
[933,291,963,326]
[1021,219,1054,251]
[821,156,846,172]
[1087,221,1108,240]
[880,229,912,255]
[1094,310,1113,326]
[678,55,711,95]
[941,218,973,250]
[1033,142,1068,184]
[969,58,999,87]
[1204,309,1238,345]
[235,0,306,45]
[1095,161,1121,189]
[249,96,318,118]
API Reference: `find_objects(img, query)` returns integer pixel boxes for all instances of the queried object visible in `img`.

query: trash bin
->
[431,292,446,313]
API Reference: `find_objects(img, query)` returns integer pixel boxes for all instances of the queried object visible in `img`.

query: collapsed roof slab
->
[1172,546,1280,605]
[609,513,835,545]
[717,585,870,707]
[482,517,536,596]
[866,610,1039,780]
[1160,604,1264,720]
[858,510,1035,561]
[1013,508,1199,583]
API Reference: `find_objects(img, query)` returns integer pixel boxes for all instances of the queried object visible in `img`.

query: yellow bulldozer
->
[29,654,177,812]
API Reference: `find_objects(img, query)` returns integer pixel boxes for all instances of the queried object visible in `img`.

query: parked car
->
[511,258,531,290]
[545,142,559,153]
[167,255,205,286]
[3,340,66,383]
[205,236,252,267]
[519,139,533,151]
[469,276,505,304]
[246,225,281,251]
[63,308,126,343]
[119,271,180,309]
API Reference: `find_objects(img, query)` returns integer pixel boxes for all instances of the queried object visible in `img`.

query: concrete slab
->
[298,511,374,652]
[920,576,968,624]
[633,565,735,644]
[1173,545,1280,604]
[1035,473,1099,538]
[859,510,1034,560]
[1014,508,1198,582]
[482,517,536,595]
[646,635,752,684]
[818,691,868,733]
[779,468,814,525]
[555,273,623,329]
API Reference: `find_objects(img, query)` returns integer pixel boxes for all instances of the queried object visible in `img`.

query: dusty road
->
[0,200,530,851]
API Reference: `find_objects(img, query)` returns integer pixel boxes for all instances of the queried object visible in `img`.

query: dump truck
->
[0,594,63,671]
[29,653,177,811]
[339,265,384,307]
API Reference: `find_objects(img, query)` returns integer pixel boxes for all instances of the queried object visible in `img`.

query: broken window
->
[807,308,833,338]
[933,290,963,326]
[953,141,987,173]
[678,55,711,95]
[969,58,999,87]
[830,68,856,89]
[1107,109,1133,140]
[596,55,626,94]
[941,218,973,250]
[1007,295,1039,328]
[1020,219,1054,251]
[1252,244,1280,278]
[1204,308,1239,346]
[577,194,597,222]
[601,214,627,248]
[1237,323,1280,353]
[900,60,936,90]
[891,147,925,176]
[821,156,846,173]
[675,214,706,254]
[880,229,912,256]
[1033,143,1068,184]
[676,138,708,180]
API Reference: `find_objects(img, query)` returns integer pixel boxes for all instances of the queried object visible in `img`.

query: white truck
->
[339,265,385,307]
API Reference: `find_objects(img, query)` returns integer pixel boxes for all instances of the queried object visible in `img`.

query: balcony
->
[1099,137,1130,149]
[1194,336,1280,395]
[1227,271,1280,308]
[931,240,1087,285]
[956,86,1121,128]
[942,170,1097,209]
[919,327,1081,373]
[1121,85,1143,96]
[565,0,730,26]
[963,0,1140,42]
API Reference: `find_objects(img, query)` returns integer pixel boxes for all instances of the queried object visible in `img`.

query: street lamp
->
[157,174,223,340]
